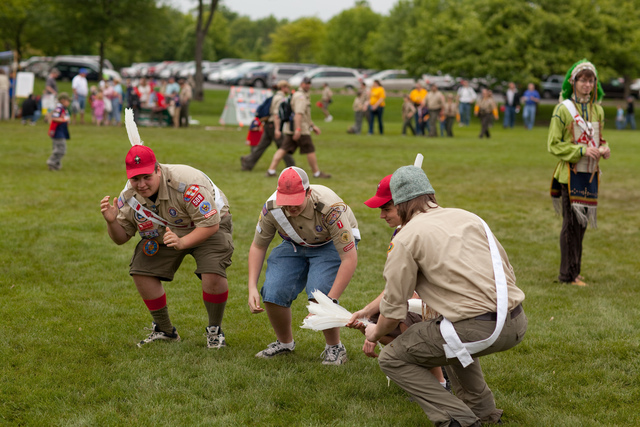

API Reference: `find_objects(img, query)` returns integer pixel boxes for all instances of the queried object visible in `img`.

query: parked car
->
[237,63,275,87]
[421,73,457,91]
[541,74,564,99]
[158,62,187,79]
[601,77,638,99]
[177,61,219,80]
[267,64,315,87]
[364,69,419,91]
[289,66,363,89]
[19,56,54,77]
[48,57,120,82]
[222,61,268,85]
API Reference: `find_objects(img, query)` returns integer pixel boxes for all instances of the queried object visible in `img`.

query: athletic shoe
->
[321,343,347,365]
[567,278,588,286]
[137,322,180,348]
[204,325,226,349]
[255,340,295,358]
[240,156,251,171]
[325,115,333,122]
[314,171,332,179]
[265,170,277,177]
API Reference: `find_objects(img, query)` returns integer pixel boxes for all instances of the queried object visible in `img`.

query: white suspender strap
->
[266,191,332,248]
[440,216,508,367]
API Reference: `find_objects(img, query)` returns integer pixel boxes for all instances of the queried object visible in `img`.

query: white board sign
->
[15,71,35,98]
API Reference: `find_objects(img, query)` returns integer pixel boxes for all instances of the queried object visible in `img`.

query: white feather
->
[301,290,369,331]
[414,153,424,168]
[125,108,143,146]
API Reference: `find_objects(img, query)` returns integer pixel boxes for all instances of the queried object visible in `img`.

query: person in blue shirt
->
[521,83,540,130]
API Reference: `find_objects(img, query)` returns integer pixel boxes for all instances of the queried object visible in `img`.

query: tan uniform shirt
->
[116,164,230,239]
[322,86,333,102]
[284,88,313,135]
[402,101,416,119]
[477,97,497,115]
[425,91,446,110]
[269,90,286,123]
[179,84,192,105]
[352,89,369,112]
[443,101,458,117]
[253,185,358,253]
[380,207,524,322]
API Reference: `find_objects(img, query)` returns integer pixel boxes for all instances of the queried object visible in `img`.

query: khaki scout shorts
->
[281,133,315,154]
[129,214,234,281]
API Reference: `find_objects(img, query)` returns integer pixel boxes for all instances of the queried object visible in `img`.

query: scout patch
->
[139,229,160,239]
[262,204,269,217]
[343,241,355,252]
[199,201,212,215]
[184,184,199,202]
[340,231,351,243]
[315,225,323,232]
[337,220,344,229]
[324,203,346,226]
[134,212,146,222]
[191,193,204,207]
[117,196,124,209]
[143,239,159,256]
[168,207,178,217]
[174,219,183,224]
[137,220,153,231]
[387,242,394,254]
[205,209,217,219]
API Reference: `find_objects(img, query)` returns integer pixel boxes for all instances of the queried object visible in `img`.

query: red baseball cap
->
[364,174,393,208]
[125,145,156,179]
[276,167,309,206]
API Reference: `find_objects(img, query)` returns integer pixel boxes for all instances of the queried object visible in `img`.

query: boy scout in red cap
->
[247,166,359,364]
[100,111,233,348]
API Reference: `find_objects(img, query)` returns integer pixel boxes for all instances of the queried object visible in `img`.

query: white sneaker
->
[255,340,295,358]
[137,322,180,347]
[324,115,333,122]
[321,343,347,365]
[205,325,226,349]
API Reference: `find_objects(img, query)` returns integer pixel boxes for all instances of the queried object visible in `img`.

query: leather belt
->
[474,304,523,322]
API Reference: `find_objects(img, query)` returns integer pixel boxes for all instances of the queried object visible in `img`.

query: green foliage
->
[318,3,382,68]
[265,18,326,63]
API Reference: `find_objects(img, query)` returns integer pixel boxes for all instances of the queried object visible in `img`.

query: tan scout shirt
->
[116,164,230,239]
[284,88,313,135]
[380,207,524,322]
[253,185,358,253]
[269,90,286,123]
[425,91,446,110]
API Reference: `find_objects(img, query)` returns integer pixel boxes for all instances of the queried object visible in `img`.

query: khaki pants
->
[378,308,527,426]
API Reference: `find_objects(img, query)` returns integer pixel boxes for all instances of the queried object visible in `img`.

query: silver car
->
[289,66,363,89]
[364,69,419,91]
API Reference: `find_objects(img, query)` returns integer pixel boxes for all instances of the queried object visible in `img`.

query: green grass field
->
[1,86,639,426]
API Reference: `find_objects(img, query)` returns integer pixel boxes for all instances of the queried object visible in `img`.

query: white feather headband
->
[125,108,143,146]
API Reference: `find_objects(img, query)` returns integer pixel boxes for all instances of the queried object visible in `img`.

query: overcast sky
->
[166,0,397,21]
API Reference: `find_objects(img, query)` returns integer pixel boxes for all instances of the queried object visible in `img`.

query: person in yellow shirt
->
[409,81,427,135]
[368,80,386,135]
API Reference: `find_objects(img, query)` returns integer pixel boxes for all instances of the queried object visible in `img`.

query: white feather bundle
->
[414,153,424,168]
[301,290,369,331]
[125,108,143,146]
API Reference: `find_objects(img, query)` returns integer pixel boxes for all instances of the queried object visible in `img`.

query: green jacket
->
[547,101,606,184]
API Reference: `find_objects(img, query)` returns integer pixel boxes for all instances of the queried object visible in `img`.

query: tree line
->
[2,0,639,94]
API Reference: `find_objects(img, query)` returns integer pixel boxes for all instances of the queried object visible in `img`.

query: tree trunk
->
[194,0,218,102]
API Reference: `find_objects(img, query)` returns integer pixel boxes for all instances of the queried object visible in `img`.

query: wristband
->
[295,128,301,132]
[331,298,339,305]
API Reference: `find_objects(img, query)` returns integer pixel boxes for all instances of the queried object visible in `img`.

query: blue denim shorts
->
[77,95,87,110]
[260,240,343,307]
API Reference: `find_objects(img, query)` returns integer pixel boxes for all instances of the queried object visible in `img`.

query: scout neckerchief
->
[266,191,361,248]
[123,171,225,230]
[440,216,508,368]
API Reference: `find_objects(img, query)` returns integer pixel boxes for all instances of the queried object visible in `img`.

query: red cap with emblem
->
[364,174,393,208]
[125,145,156,179]
[276,166,309,206]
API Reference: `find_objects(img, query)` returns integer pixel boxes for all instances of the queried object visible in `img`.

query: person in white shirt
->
[456,80,477,127]
[71,68,89,124]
